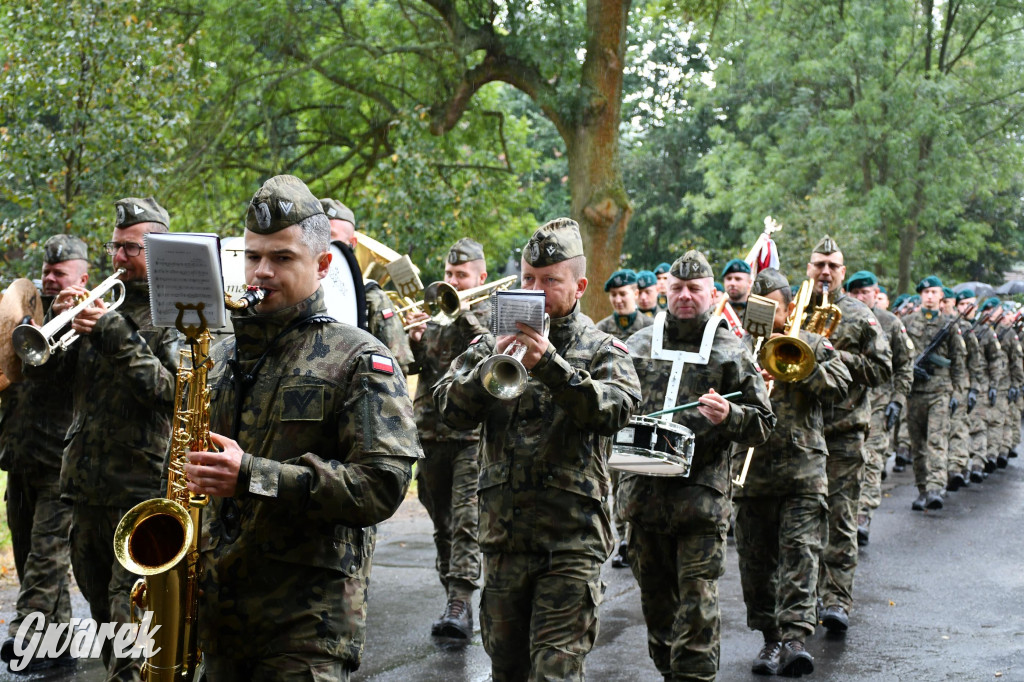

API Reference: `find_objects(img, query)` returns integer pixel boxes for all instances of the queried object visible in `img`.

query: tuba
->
[758,279,817,383]
[113,289,264,681]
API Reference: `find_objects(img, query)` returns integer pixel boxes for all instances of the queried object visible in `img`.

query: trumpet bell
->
[424,281,461,318]
[759,335,815,383]
[11,324,51,367]
[480,354,529,401]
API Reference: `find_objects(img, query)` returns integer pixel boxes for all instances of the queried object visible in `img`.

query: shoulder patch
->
[381,307,394,320]
[611,339,629,354]
[823,339,834,351]
[469,334,483,346]
[370,354,395,374]
[868,318,878,326]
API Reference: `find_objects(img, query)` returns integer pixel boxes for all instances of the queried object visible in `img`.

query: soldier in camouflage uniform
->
[804,237,892,635]
[618,251,774,681]
[24,199,180,681]
[720,258,752,317]
[964,297,1004,480]
[636,270,660,317]
[945,289,985,491]
[596,269,654,341]
[993,303,1024,468]
[846,272,913,545]
[654,262,671,310]
[186,176,421,681]
[405,238,491,640]
[0,235,89,673]
[902,276,966,510]
[731,269,850,677]
[320,197,415,373]
[434,218,641,682]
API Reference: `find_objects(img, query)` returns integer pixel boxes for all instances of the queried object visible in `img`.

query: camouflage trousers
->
[818,431,864,612]
[969,402,991,471]
[610,469,627,541]
[896,416,910,453]
[628,524,727,681]
[416,439,481,597]
[203,652,351,681]
[734,494,827,642]
[480,551,603,682]
[1001,400,1023,455]
[987,393,1008,461]
[859,404,889,518]
[4,473,72,635]
[946,399,971,475]
[907,392,950,493]
[70,504,143,682]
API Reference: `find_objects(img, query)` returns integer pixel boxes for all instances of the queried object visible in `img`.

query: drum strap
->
[650,311,721,422]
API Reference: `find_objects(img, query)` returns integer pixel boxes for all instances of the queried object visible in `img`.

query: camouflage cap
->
[720,258,751,278]
[751,268,790,297]
[523,218,584,267]
[43,234,88,264]
[941,286,956,300]
[636,270,657,289]
[980,296,1000,312]
[114,197,169,229]
[319,198,356,226]
[812,234,841,255]
[670,250,714,280]
[845,270,877,292]
[956,288,976,302]
[653,262,671,275]
[604,269,638,291]
[447,237,485,265]
[915,275,943,293]
[246,175,324,235]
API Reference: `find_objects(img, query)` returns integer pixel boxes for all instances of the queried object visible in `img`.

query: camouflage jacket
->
[0,298,72,474]
[617,310,775,533]
[409,299,489,442]
[198,287,420,664]
[434,304,641,561]
[972,323,1003,391]
[957,317,986,393]
[731,330,851,498]
[595,310,653,341]
[868,307,914,409]
[24,281,180,506]
[904,309,966,396]
[365,281,414,375]
[995,325,1024,389]
[805,293,891,437]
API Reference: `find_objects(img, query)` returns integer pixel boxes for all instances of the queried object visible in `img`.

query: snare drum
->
[609,416,695,477]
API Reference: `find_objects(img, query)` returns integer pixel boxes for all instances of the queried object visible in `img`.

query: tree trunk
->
[899,134,933,293]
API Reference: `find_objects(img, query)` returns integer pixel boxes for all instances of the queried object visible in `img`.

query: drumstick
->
[645,391,742,418]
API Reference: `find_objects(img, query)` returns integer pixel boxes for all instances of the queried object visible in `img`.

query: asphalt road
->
[1,454,1022,681]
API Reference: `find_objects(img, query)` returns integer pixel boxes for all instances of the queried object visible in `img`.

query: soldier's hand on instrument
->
[53,285,88,315]
[759,367,775,383]
[515,321,550,370]
[185,432,242,497]
[70,300,106,336]
[697,388,731,425]
[406,310,430,343]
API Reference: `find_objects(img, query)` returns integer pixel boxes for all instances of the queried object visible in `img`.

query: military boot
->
[435,597,473,640]
[856,513,870,546]
[894,446,912,467]
[946,471,966,492]
[820,605,849,633]
[984,457,998,473]
[779,639,815,677]
[611,539,629,569]
[751,639,782,675]
[970,466,985,483]
[996,451,1009,468]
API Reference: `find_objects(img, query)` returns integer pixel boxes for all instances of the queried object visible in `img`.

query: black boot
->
[435,597,473,640]
[779,639,815,677]
[611,539,629,569]
[752,640,782,675]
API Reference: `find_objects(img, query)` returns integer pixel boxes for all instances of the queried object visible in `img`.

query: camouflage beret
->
[523,218,584,267]
[670,250,714,280]
[941,286,956,299]
[246,175,324,235]
[636,270,657,289]
[812,234,841,255]
[720,258,751,278]
[447,238,485,265]
[654,262,671,275]
[604,269,638,291]
[845,270,877,292]
[751,268,790,297]
[915,275,943,293]
[714,281,724,293]
[43,234,88,264]
[893,294,909,309]
[319,198,356,226]
[114,197,169,229]
[956,288,976,302]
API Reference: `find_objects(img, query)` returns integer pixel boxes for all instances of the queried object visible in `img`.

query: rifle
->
[912,310,964,382]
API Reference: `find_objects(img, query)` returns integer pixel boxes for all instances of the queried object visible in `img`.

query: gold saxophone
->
[113,290,264,681]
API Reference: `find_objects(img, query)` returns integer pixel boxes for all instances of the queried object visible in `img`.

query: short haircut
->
[778,285,793,307]
[566,255,586,280]
[299,213,330,256]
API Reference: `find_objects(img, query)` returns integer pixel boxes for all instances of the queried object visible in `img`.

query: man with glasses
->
[27,198,180,681]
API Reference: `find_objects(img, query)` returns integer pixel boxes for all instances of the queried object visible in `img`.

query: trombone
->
[400,275,518,331]
[12,269,127,367]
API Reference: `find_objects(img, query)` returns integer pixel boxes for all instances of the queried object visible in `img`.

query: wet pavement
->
[2,456,1022,681]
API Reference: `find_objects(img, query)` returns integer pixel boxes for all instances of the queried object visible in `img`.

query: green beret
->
[654,262,671,275]
[981,296,1000,311]
[915,275,943,293]
[956,289,976,301]
[910,294,921,304]
[715,281,724,293]
[812,234,841,255]
[720,258,751,279]
[447,237,485,265]
[845,270,877,292]
[43,234,88,264]
[878,284,887,294]
[751,268,790,297]
[636,270,657,289]
[942,286,956,299]
[604,269,638,291]
[670,250,714,280]
[893,294,909,308]
[523,218,584,267]
[246,175,324,235]
[114,197,169,229]
[319,198,356,226]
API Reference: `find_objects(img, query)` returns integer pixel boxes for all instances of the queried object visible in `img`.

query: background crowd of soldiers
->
[0,177,1021,681]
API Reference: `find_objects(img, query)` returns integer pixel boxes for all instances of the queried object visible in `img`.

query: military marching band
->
[0,175,1021,681]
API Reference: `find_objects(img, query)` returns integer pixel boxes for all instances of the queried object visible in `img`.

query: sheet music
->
[145,233,225,329]
[490,290,545,336]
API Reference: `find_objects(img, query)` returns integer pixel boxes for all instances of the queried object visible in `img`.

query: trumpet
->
[401,275,518,330]
[479,313,550,400]
[807,282,842,337]
[12,269,127,367]
[759,279,817,383]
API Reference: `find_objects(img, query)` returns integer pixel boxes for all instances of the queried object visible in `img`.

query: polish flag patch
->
[371,354,395,374]
[823,339,834,351]
[381,308,394,320]
[469,335,483,346]
[611,339,629,354]
[868,319,878,326]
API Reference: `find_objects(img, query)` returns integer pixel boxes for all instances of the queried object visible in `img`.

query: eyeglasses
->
[808,261,844,271]
[104,241,145,257]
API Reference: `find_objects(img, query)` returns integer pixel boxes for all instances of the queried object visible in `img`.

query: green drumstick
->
[645,391,743,418]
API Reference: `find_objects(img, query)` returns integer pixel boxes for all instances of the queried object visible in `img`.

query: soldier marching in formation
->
[1,182,1022,682]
